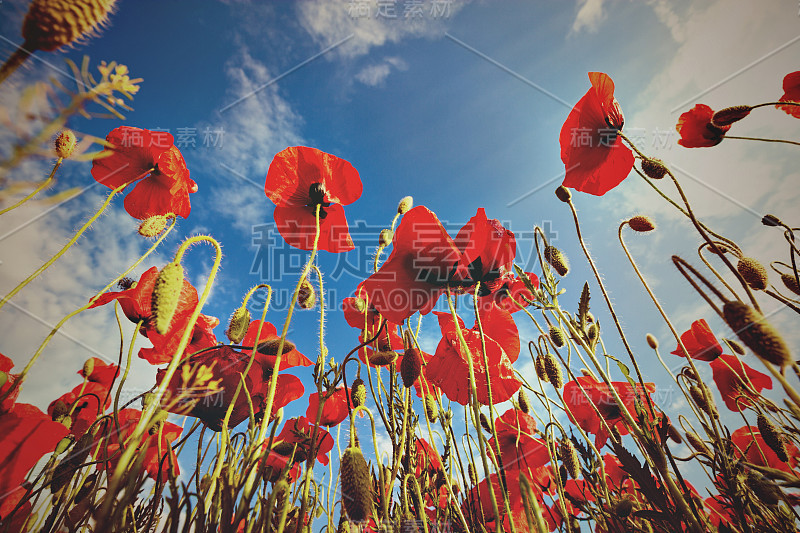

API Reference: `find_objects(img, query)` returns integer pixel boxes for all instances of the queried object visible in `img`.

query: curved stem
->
[725,135,800,147]
[0,158,62,216]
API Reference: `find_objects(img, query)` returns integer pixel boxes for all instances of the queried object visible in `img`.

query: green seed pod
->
[82,358,95,378]
[340,447,373,522]
[55,435,74,456]
[151,261,184,335]
[424,394,438,422]
[379,229,393,247]
[397,196,413,214]
[351,378,366,409]
[555,185,572,203]
[737,257,768,291]
[549,325,565,348]
[226,306,251,344]
[138,215,168,238]
[757,414,788,464]
[722,301,791,368]
[0,371,7,389]
[544,246,569,276]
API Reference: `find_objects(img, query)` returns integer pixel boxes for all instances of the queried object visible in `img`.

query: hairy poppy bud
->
[757,413,788,463]
[535,353,549,383]
[747,470,781,506]
[544,352,563,388]
[761,214,782,227]
[340,447,373,521]
[685,432,710,455]
[397,196,413,214]
[612,496,634,518]
[518,389,531,414]
[151,261,184,335]
[555,186,572,203]
[54,130,76,159]
[468,463,477,485]
[725,337,746,355]
[368,350,398,366]
[138,215,168,238]
[400,346,421,388]
[646,333,658,350]
[82,358,94,378]
[379,229,393,247]
[479,412,492,433]
[722,301,791,368]
[586,323,599,343]
[641,158,668,180]
[711,105,752,127]
[544,246,569,276]
[424,394,438,422]
[628,215,656,233]
[22,0,118,52]
[257,338,296,356]
[51,400,69,421]
[689,385,716,418]
[351,378,366,408]
[226,306,250,344]
[780,273,800,295]
[560,438,580,479]
[737,257,768,290]
[549,325,566,348]
[297,277,316,309]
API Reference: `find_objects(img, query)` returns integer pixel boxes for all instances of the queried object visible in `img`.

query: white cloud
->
[572,0,607,34]
[355,56,408,86]
[571,0,685,40]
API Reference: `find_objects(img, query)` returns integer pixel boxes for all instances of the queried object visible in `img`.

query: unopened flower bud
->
[379,229,393,247]
[641,158,668,180]
[555,186,571,203]
[22,0,119,52]
[138,215,168,238]
[151,261,184,335]
[340,447,373,521]
[424,394,438,422]
[747,470,781,506]
[689,385,716,418]
[560,438,580,479]
[780,273,800,296]
[544,246,569,276]
[368,350,398,366]
[479,412,492,433]
[761,214,782,227]
[51,400,69,421]
[725,338,746,355]
[353,297,367,313]
[646,333,658,350]
[628,215,656,233]
[737,257,768,291]
[54,130,76,159]
[685,432,710,455]
[535,353,549,383]
[297,277,316,310]
[711,105,752,127]
[544,351,563,388]
[468,463,477,485]
[400,346,421,388]
[549,325,565,348]
[586,323,599,343]
[757,413,788,463]
[82,358,95,378]
[256,338,296,356]
[397,196,413,214]
[723,301,790,368]
[613,496,634,518]
[351,378,366,408]
[518,390,531,414]
[226,306,250,344]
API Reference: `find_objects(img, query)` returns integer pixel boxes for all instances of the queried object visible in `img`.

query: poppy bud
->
[54,129,76,159]
[555,186,572,203]
[780,273,800,296]
[468,463,477,485]
[424,394,438,422]
[479,413,492,433]
[340,447,373,521]
[378,229,393,247]
[297,277,316,310]
[257,338,296,356]
[151,261,184,335]
[711,105,752,127]
[646,333,658,350]
[685,432,710,455]
[757,413,788,463]
[722,301,791,368]
[351,378,366,408]
[544,352,563,388]
[586,323,599,343]
[560,438,580,479]
[138,215,168,238]
[549,325,566,348]
[612,496,634,518]
[737,257,768,290]
[761,214,782,227]
[724,338,746,355]
[628,215,656,233]
[535,353,549,383]
[580,368,596,379]
[559,464,569,485]
[747,470,781,506]
[82,358,94,378]
[518,389,531,414]
[226,306,251,344]
[22,0,118,52]
[51,399,69,421]
[641,158,668,180]
[353,297,367,313]
[368,350,398,366]
[544,246,569,276]
[400,346,421,388]
[75,473,97,503]
[666,421,682,443]
[397,196,413,214]
[689,385,716,418]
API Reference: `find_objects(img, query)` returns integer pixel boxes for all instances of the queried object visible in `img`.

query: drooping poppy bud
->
[737,257,768,291]
[151,261,185,335]
[340,447,373,521]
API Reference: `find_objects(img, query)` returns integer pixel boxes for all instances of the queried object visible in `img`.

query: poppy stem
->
[724,135,800,146]
[0,156,62,216]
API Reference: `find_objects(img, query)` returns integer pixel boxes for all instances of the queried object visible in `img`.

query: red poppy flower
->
[95,408,182,482]
[426,308,521,406]
[362,206,467,324]
[0,484,32,533]
[709,354,772,412]
[265,146,362,253]
[777,71,800,118]
[676,104,731,147]
[704,496,737,530]
[559,72,634,196]
[0,353,21,414]
[731,425,799,473]
[0,403,70,502]
[157,345,304,432]
[454,208,516,285]
[413,438,444,477]
[478,270,539,314]
[91,126,197,219]
[563,376,656,448]
[139,313,219,365]
[305,387,351,427]
[259,448,302,483]
[463,473,555,532]
[241,320,313,371]
[270,416,334,466]
[47,358,120,438]
[488,409,551,483]
[671,319,723,361]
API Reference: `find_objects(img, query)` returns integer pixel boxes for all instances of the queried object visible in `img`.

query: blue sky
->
[1,0,799,514]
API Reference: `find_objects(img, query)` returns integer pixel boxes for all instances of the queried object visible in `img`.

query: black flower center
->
[307,182,332,219]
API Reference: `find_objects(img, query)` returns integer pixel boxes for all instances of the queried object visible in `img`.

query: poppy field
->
[1,1,799,532]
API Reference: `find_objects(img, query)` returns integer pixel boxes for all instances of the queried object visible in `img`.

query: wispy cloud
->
[355,56,408,86]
